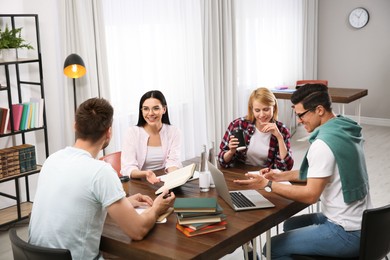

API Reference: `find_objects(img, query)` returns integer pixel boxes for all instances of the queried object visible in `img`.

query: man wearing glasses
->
[234,83,372,259]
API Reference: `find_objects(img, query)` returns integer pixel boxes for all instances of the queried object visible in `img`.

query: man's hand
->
[128,193,153,207]
[233,173,268,190]
[152,190,176,216]
[260,168,284,181]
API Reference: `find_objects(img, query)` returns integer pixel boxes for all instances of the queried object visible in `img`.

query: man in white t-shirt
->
[234,84,372,259]
[29,98,175,260]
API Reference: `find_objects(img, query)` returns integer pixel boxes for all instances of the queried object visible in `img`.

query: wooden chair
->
[9,228,72,260]
[292,204,390,260]
[99,151,122,177]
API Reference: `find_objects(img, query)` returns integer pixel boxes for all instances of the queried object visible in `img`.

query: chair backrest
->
[9,228,72,260]
[296,80,328,88]
[359,204,390,260]
[99,151,122,177]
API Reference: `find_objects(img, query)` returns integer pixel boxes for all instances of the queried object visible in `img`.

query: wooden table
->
[100,162,308,259]
[272,87,368,133]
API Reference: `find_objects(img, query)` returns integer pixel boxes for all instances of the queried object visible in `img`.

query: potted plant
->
[0,24,34,61]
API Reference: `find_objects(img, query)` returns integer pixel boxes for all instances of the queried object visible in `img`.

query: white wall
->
[318,0,390,124]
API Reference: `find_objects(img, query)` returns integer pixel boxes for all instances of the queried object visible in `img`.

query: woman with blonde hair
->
[218,87,293,171]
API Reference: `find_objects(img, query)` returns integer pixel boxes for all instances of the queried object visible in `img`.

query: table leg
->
[356,100,362,124]
[266,229,271,259]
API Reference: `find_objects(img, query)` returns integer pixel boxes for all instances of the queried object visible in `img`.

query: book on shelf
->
[176,203,223,218]
[0,147,20,177]
[13,144,37,173]
[0,107,9,134]
[30,97,44,127]
[173,197,218,213]
[19,103,30,130]
[7,104,23,132]
[176,221,227,237]
[27,103,33,129]
[176,213,226,225]
[155,163,196,195]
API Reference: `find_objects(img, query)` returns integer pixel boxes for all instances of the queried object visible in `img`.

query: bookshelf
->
[0,14,48,227]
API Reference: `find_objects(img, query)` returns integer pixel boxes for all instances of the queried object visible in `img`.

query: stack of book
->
[0,144,37,179]
[0,147,19,178]
[13,144,37,173]
[174,197,227,237]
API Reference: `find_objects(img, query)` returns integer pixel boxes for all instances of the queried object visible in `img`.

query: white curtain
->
[302,0,318,80]
[201,0,237,153]
[233,0,316,124]
[200,0,315,144]
[101,0,208,159]
[60,0,110,147]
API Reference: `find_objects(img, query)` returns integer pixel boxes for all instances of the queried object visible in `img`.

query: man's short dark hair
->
[75,98,113,142]
[291,84,332,111]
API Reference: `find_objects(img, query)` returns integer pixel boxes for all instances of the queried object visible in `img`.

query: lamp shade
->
[63,53,86,79]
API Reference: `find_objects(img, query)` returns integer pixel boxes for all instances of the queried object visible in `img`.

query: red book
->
[0,107,9,134]
[7,104,24,131]
[176,221,227,237]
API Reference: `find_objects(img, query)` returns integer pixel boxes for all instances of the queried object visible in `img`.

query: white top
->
[246,128,271,167]
[121,124,182,176]
[307,140,372,231]
[28,147,125,260]
[142,146,164,171]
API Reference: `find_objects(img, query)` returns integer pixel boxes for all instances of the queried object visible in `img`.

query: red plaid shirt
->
[218,117,294,170]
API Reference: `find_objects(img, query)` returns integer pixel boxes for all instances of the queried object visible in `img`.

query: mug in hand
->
[232,129,246,151]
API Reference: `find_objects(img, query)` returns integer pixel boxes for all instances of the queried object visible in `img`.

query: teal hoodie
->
[300,115,369,204]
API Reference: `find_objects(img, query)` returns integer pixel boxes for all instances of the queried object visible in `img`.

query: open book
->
[155,163,196,195]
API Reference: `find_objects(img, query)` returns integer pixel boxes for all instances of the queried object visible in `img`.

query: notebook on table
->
[155,163,196,195]
[207,161,275,211]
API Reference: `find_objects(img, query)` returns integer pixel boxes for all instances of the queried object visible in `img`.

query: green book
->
[177,203,223,218]
[19,103,30,131]
[174,197,218,213]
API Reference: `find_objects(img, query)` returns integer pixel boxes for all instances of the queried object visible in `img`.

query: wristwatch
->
[264,180,273,192]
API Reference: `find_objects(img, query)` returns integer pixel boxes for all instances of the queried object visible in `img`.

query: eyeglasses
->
[295,107,316,120]
[141,106,163,113]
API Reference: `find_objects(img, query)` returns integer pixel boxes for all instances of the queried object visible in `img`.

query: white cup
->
[199,171,210,192]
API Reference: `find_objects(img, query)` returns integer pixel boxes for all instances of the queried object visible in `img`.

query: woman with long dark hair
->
[121,90,182,184]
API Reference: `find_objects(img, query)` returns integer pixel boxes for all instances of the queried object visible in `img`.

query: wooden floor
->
[0,124,389,260]
[0,202,32,226]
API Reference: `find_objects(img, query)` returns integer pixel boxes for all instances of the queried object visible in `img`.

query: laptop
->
[207,161,275,211]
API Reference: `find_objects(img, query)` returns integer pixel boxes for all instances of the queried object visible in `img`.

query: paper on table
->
[247,170,291,185]
[135,206,174,223]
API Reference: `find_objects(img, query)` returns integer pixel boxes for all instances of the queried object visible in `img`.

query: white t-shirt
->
[28,147,125,260]
[142,146,164,171]
[246,128,271,167]
[307,139,372,231]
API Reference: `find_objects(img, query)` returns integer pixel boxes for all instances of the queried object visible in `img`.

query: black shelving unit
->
[0,14,48,227]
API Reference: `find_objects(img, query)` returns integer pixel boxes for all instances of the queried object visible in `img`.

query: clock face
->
[349,7,369,29]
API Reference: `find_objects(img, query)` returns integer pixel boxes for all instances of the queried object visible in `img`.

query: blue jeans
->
[263,213,360,260]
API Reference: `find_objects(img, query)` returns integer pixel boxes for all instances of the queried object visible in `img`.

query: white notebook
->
[155,163,196,194]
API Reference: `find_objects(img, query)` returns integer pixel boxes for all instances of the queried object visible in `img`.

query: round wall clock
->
[349,7,369,29]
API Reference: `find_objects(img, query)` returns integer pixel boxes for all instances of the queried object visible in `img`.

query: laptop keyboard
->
[230,191,256,208]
